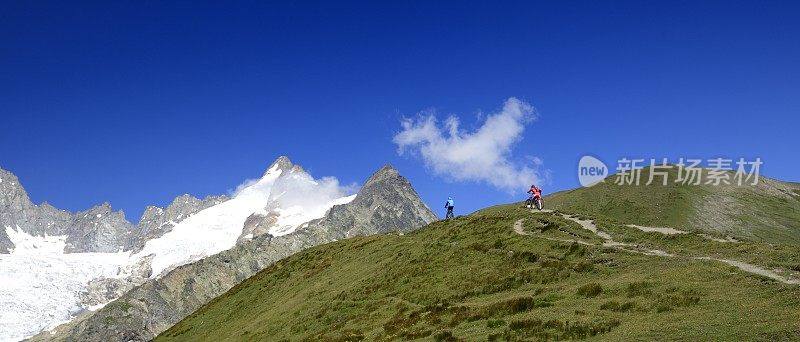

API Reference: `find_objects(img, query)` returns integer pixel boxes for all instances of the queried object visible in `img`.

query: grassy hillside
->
[157,204,800,341]
[547,166,800,244]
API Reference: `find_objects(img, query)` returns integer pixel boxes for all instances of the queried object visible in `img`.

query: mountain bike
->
[525,195,544,210]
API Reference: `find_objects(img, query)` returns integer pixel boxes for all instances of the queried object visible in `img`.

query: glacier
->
[0,162,356,342]
[0,228,131,342]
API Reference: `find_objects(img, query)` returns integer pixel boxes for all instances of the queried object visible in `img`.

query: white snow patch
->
[268,195,356,236]
[86,303,109,312]
[158,220,178,229]
[5,226,67,254]
[96,214,102,218]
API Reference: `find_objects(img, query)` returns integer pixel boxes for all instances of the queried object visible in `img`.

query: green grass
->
[157,204,800,341]
[591,216,800,272]
[546,167,697,229]
[547,166,800,244]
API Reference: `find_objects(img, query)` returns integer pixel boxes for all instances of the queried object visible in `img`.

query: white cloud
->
[393,97,544,193]
[230,171,355,205]
[228,166,358,220]
[267,173,349,209]
[229,178,260,197]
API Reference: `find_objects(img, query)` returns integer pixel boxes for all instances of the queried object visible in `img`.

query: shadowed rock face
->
[34,164,436,342]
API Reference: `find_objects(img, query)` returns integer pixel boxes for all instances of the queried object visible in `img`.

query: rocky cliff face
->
[0,168,229,254]
[0,169,71,253]
[0,168,147,254]
[64,203,135,253]
[321,165,438,237]
[34,165,436,342]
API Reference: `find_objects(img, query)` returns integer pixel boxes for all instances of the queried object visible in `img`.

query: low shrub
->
[577,283,603,297]
[600,300,636,312]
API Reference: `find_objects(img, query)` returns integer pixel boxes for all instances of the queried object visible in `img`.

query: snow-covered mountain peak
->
[0,157,368,341]
[237,161,357,240]
[133,156,353,277]
[264,156,294,176]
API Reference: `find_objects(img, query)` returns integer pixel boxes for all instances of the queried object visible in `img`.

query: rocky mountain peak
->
[0,168,43,253]
[289,164,306,174]
[364,164,400,185]
[315,164,437,238]
[83,202,114,215]
[357,165,415,203]
[170,194,200,205]
[162,194,203,214]
[65,203,135,253]
[40,201,58,210]
[265,156,294,176]
[0,167,21,184]
[139,205,163,222]
[0,168,30,205]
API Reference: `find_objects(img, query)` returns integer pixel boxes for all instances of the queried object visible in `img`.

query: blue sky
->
[2,1,799,221]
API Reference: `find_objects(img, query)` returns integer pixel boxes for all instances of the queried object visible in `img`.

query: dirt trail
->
[513,210,799,285]
[514,213,664,254]
[698,234,739,243]
[627,224,740,243]
[513,218,593,246]
[694,257,800,285]
[627,224,688,235]
[566,215,614,241]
